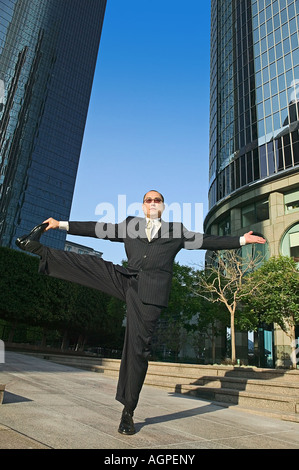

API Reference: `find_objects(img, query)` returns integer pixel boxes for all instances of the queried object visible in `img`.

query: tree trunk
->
[75,334,86,352]
[61,330,69,351]
[231,310,236,364]
[211,326,216,363]
[212,337,216,363]
[8,323,16,343]
[41,328,47,348]
[290,320,297,369]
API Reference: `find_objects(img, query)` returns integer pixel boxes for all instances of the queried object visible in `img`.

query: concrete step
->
[23,353,299,421]
[144,372,298,391]
[28,353,299,392]
[143,370,299,417]
[28,352,299,380]
[200,376,299,396]
[146,361,299,382]
[40,354,120,368]
[27,353,121,371]
[145,374,299,396]
[177,384,299,414]
[39,355,120,377]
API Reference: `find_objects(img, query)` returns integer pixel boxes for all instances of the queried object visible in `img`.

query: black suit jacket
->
[68,217,241,307]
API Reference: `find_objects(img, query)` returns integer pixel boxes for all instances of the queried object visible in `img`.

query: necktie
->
[146,219,161,241]
[146,219,154,241]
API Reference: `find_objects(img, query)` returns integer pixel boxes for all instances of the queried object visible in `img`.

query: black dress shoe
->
[16,223,48,251]
[118,408,136,435]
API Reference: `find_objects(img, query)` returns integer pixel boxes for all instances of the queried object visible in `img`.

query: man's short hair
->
[143,190,164,203]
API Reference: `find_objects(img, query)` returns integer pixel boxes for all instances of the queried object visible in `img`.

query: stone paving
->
[1,351,299,450]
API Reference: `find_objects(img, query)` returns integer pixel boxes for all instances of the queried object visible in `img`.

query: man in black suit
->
[16,190,266,435]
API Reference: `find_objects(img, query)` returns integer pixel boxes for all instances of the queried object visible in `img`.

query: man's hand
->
[244,231,266,244]
[43,217,60,230]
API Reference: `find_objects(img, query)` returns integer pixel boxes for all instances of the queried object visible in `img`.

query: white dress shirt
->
[145,217,161,241]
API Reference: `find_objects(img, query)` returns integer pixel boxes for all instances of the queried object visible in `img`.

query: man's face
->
[142,191,165,219]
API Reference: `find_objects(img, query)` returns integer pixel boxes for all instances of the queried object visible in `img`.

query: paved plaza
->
[1,352,299,450]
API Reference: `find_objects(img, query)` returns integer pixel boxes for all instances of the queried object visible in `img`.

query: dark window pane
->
[242,204,255,227]
[247,151,253,183]
[241,154,247,186]
[218,216,231,236]
[276,137,284,170]
[260,145,268,177]
[230,162,235,192]
[267,142,275,174]
[236,158,241,189]
[253,149,260,180]
[256,200,269,222]
[284,145,292,168]
[293,141,299,164]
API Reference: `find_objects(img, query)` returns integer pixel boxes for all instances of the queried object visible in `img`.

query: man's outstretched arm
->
[243,231,266,245]
[43,217,125,241]
[43,218,96,237]
[183,226,266,251]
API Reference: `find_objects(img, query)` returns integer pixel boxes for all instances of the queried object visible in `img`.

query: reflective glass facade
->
[209,0,299,209]
[0,0,106,249]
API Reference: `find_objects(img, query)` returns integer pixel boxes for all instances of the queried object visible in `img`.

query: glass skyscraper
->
[0,0,106,249]
[208,0,298,208]
[205,0,299,367]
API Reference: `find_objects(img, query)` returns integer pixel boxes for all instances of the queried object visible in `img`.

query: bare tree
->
[195,249,264,364]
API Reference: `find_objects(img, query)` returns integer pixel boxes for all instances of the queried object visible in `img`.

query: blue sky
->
[68,0,211,268]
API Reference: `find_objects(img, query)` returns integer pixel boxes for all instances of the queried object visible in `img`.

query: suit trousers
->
[38,247,162,411]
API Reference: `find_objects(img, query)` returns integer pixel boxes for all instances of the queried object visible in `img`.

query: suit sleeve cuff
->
[239,236,246,246]
[59,221,69,231]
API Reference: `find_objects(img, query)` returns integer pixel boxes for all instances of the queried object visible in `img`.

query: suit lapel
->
[139,218,148,240]
[151,220,171,242]
[126,217,172,242]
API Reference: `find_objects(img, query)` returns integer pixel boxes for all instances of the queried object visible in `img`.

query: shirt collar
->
[146,217,161,225]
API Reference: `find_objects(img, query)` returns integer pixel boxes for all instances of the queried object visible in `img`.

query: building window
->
[241,234,269,269]
[281,223,299,263]
[218,215,231,236]
[241,199,269,227]
[290,234,299,261]
[285,189,299,214]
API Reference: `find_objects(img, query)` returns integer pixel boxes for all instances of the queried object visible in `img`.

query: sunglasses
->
[143,197,163,204]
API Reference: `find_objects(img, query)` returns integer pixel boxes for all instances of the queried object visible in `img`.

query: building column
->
[231,208,242,232]
[268,192,284,256]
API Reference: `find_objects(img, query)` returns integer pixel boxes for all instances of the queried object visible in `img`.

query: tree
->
[97,295,126,349]
[0,247,51,326]
[190,272,229,363]
[241,256,299,368]
[0,247,125,350]
[153,263,201,361]
[194,249,264,364]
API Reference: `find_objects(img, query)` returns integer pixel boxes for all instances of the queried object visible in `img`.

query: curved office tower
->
[0,0,106,249]
[205,0,299,366]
